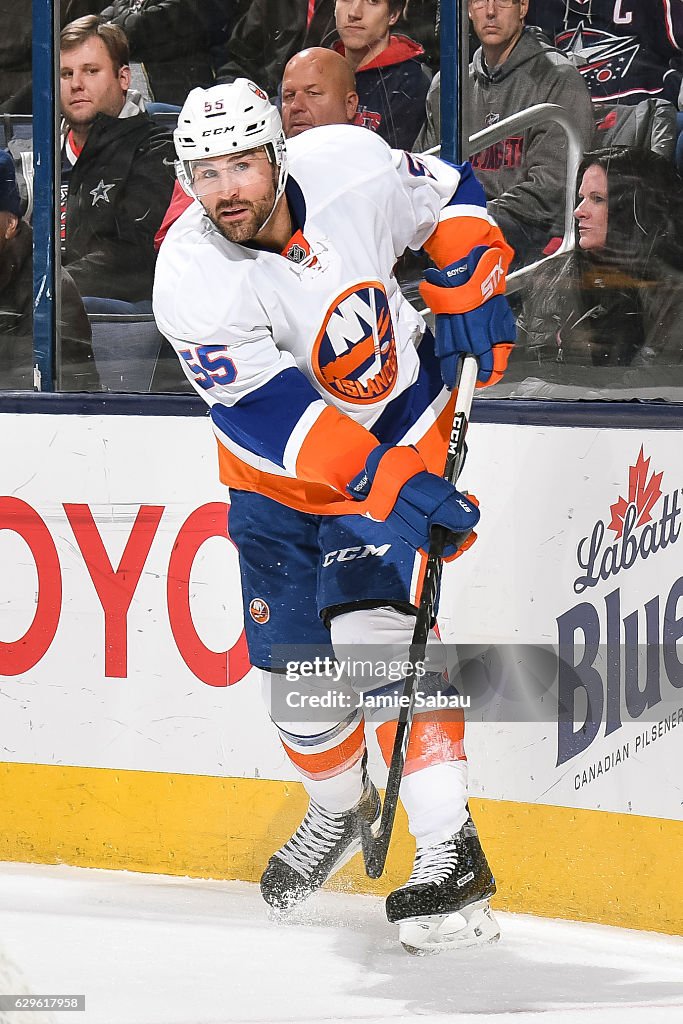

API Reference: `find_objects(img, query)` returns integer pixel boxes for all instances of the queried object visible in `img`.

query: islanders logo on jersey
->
[249,598,270,624]
[311,282,398,405]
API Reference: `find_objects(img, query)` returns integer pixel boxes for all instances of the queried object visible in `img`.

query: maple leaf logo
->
[608,447,663,538]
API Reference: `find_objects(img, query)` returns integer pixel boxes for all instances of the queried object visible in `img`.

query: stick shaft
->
[361,355,478,878]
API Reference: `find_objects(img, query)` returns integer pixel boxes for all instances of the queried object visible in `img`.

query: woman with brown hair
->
[519,147,683,371]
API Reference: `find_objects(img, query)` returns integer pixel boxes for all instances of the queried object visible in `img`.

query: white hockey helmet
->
[174,80,288,207]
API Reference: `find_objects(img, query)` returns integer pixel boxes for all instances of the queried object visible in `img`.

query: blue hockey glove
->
[347,444,480,561]
[419,245,516,388]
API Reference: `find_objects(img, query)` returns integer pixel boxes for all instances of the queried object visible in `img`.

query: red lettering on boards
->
[0,498,62,674]
[0,500,250,685]
[167,502,250,687]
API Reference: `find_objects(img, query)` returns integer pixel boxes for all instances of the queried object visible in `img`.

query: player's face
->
[281,60,357,137]
[575,165,609,252]
[192,149,278,244]
[60,37,130,127]
[468,0,529,50]
[335,0,399,56]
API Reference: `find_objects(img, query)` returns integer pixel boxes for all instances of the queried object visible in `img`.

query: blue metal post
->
[32,0,60,391]
[440,0,469,165]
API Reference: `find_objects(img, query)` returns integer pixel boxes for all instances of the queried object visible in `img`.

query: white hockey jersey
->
[153,125,507,515]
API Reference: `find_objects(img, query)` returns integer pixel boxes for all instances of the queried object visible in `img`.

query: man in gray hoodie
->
[416,0,594,266]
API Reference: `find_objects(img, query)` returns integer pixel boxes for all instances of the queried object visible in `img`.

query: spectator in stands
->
[526,1,683,163]
[332,0,431,149]
[0,1,102,113]
[0,149,99,390]
[417,0,595,267]
[59,16,175,310]
[281,47,358,137]
[98,0,230,107]
[519,148,683,368]
[215,0,328,100]
[526,0,683,107]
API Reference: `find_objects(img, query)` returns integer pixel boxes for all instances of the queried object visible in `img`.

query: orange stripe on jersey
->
[423,216,513,271]
[414,391,457,473]
[218,440,351,514]
[218,392,458,518]
[281,720,366,780]
[375,712,466,776]
[295,405,379,493]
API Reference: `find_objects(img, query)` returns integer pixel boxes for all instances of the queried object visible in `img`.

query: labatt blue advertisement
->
[558,446,682,766]
[443,428,683,820]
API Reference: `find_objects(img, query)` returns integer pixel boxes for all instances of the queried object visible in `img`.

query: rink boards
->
[0,407,682,934]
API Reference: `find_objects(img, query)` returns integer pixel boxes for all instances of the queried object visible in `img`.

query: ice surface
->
[0,862,681,1024]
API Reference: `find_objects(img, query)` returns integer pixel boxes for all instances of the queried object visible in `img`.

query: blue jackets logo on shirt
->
[312,282,398,405]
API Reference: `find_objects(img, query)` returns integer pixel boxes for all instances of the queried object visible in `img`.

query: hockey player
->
[153,80,515,953]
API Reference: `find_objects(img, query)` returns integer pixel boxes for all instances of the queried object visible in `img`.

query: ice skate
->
[260,773,381,912]
[386,816,500,955]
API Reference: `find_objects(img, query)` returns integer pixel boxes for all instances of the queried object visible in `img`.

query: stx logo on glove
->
[481,257,505,302]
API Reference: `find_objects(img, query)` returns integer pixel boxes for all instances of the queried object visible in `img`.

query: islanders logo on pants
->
[311,282,398,405]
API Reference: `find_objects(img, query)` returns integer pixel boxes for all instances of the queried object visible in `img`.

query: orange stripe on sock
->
[376,712,465,776]
[281,720,366,781]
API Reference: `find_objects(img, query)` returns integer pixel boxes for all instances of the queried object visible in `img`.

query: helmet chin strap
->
[257,142,289,234]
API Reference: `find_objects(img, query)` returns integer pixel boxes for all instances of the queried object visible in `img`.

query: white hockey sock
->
[300,762,365,813]
[400,761,469,848]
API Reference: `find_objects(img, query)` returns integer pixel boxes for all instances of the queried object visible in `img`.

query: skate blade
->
[398,900,500,956]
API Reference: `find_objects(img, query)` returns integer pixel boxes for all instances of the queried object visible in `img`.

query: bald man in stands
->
[281,47,358,137]
[155,49,358,248]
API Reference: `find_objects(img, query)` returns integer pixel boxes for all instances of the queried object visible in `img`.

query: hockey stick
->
[360,353,479,879]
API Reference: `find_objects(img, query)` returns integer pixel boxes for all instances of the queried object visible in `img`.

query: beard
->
[206,191,276,244]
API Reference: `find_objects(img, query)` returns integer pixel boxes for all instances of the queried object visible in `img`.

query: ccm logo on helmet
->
[481,258,504,301]
[202,126,235,136]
